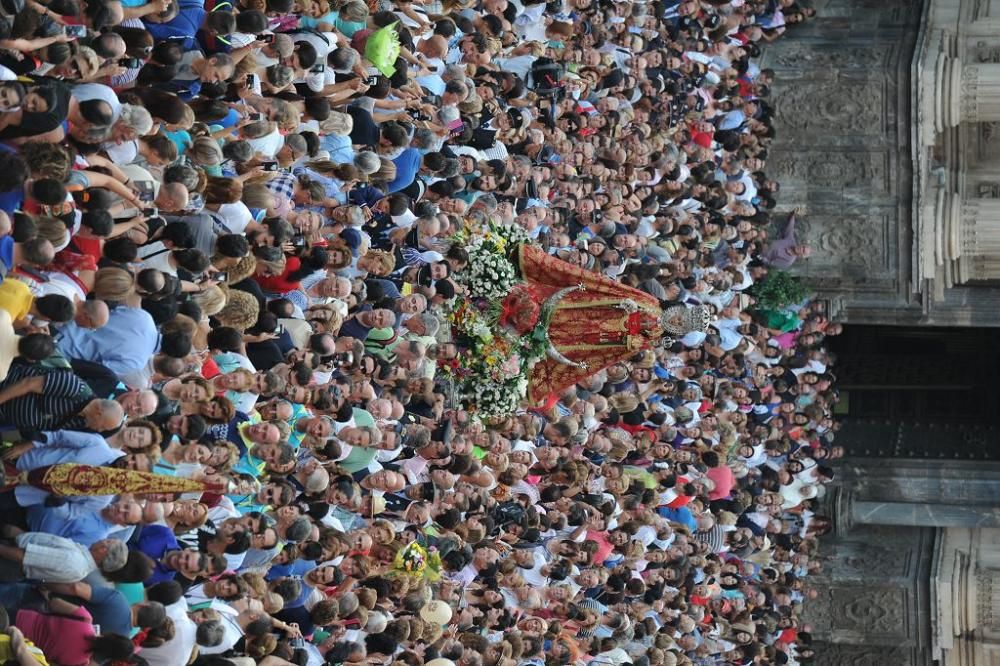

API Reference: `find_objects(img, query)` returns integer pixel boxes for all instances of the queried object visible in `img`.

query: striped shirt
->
[0,363,93,432]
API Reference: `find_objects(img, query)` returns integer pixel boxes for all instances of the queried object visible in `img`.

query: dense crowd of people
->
[0,0,841,663]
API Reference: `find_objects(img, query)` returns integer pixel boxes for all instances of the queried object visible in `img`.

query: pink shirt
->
[586,530,615,565]
[17,606,96,666]
[706,466,736,500]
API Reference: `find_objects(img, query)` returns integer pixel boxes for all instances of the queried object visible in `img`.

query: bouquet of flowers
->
[441,218,548,418]
[455,238,519,301]
[452,220,530,301]
[392,542,443,581]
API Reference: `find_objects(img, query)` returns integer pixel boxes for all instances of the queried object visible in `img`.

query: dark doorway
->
[827,325,1000,459]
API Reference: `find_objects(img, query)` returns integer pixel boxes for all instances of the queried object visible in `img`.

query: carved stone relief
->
[810,643,912,666]
[791,215,886,270]
[979,570,993,628]
[805,587,909,636]
[976,41,1000,63]
[978,122,1000,159]
[767,151,889,191]
[976,182,1000,198]
[773,80,885,135]
[820,541,911,579]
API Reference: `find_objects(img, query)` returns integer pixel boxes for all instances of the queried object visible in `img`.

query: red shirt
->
[586,530,615,565]
[691,129,714,148]
[66,236,103,265]
[200,357,221,380]
[254,255,302,293]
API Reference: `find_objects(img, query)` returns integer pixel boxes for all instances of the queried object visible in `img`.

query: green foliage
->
[747,271,809,310]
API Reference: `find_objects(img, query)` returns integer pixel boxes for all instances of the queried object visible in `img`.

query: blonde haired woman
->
[188,136,224,173]
[191,285,227,318]
[188,285,226,351]
[35,216,70,252]
[92,267,135,304]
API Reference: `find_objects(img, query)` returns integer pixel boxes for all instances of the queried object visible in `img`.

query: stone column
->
[958,198,1000,281]
[961,64,1000,122]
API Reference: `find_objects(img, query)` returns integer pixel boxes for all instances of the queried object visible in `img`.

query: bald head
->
[117,389,158,417]
[157,182,190,212]
[84,399,125,432]
[77,300,110,330]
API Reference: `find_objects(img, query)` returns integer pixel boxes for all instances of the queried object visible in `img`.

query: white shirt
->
[216,202,255,235]
[140,599,198,666]
[199,601,242,655]
[72,83,122,122]
[247,128,285,158]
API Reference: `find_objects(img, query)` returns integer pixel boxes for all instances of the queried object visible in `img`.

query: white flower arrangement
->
[455,239,519,301]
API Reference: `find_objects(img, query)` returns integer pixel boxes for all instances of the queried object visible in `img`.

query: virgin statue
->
[509,244,712,405]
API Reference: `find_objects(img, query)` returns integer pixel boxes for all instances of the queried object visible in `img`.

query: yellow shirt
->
[0,633,50,665]
[0,278,33,322]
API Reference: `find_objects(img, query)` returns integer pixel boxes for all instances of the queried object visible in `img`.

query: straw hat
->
[420,600,452,626]
[425,660,455,666]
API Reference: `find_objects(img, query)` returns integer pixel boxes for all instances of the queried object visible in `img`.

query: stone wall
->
[802,525,935,664]
[759,0,922,321]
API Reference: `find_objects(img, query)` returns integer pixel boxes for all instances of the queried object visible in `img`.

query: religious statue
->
[508,244,712,405]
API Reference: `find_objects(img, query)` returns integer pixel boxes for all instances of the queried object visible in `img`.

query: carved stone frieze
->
[821,541,912,579]
[978,122,1000,159]
[810,643,912,666]
[976,182,1000,198]
[806,586,909,636]
[976,41,1000,63]
[767,45,892,70]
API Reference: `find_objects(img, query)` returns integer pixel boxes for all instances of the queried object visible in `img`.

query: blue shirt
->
[142,0,206,51]
[134,524,180,585]
[26,504,118,546]
[84,585,133,637]
[319,133,354,164]
[264,558,315,581]
[387,148,423,193]
[716,109,746,131]
[18,430,123,470]
[0,236,12,272]
[0,190,23,216]
[657,505,697,532]
[58,306,161,375]
[416,74,446,96]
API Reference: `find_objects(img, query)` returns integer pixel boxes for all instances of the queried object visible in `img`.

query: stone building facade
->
[762,0,1000,663]
[764,0,1000,326]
